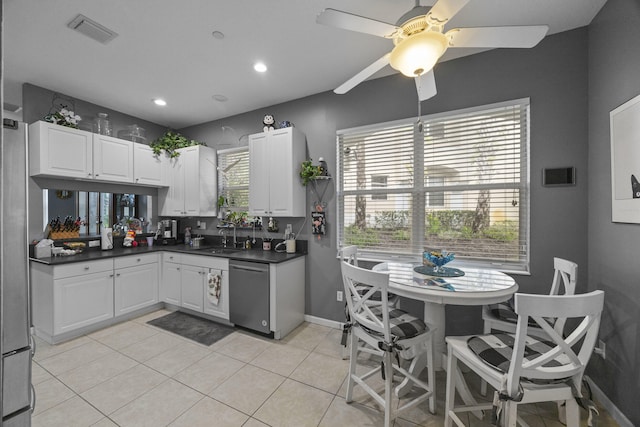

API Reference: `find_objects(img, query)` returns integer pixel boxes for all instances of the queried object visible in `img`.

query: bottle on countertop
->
[185,227,191,246]
[245,236,252,250]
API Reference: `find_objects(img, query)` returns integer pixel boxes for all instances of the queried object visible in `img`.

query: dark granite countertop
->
[30,243,306,266]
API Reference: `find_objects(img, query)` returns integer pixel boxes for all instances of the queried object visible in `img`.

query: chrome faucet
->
[232,224,237,247]
[218,228,227,248]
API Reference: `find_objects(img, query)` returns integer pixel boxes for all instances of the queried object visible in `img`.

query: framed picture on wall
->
[610,94,640,223]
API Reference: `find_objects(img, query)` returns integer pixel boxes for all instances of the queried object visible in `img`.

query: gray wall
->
[587,0,640,425]
[181,28,590,327]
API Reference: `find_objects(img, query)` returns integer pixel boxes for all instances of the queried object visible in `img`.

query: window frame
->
[217,146,250,212]
[336,98,531,273]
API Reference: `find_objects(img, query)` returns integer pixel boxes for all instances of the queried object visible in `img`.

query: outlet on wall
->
[337,291,343,302]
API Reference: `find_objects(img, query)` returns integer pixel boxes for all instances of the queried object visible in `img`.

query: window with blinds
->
[217,147,250,210]
[337,99,530,272]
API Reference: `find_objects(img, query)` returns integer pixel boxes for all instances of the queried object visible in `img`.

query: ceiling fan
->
[316,0,549,101]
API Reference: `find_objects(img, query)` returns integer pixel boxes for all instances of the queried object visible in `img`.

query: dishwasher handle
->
[230,263,268,273]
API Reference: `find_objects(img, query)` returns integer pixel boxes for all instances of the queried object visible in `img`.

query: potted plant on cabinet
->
[150,130,204,158]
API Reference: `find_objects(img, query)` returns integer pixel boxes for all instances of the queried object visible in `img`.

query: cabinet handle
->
[95,174,99,177]
[30,383,36,413]
[30,334,36,356]
[84,266,90,270]
[109,274,114,278]
[116,273,121,277]
[177,267,180,271]
[137,258,141,262]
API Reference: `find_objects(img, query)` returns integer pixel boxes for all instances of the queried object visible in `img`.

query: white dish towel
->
[207,269,222,306]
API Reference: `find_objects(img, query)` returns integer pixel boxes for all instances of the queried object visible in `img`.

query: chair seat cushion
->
[489,302,555,328]
[467,333,569,375]
[367,306,428,340]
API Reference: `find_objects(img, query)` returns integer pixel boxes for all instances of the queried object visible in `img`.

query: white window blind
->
[217,147,249,210]
[337,99,530,271]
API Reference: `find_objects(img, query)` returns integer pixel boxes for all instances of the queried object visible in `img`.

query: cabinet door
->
[30,121,93,179]
[181,265,204,312]
[134,143,164,186]
[268,129,296,216]
[93,134,134,183]
[161,262,182,306]
[114,263,159,316]
[160,156,185,216]
[181,146,201,216]
[248,133,271,215]
[203,269,229,320]
[53,272,114,334]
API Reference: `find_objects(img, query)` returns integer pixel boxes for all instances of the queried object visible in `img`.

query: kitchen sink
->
[210,247,244,254]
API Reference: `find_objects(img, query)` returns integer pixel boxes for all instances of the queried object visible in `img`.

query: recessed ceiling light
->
[153,98,167,106]
[212,31,225,40]
[254,62,267,73]
[212,94,228,102]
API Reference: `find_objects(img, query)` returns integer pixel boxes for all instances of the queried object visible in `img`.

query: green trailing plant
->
[299,159,322,186]
[150,130,204,158]
[217,196,228,209]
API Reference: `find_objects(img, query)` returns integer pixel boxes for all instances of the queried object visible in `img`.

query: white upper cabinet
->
[159,145,217,217]
[248,127,306,217]
[29,121,93,179]
[93,134,134,183]
[133,143,166,186]
[29,121,167,187]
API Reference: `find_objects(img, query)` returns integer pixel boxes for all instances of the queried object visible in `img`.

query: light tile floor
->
[31,309,621,427]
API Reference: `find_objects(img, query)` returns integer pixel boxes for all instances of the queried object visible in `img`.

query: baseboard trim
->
[304,314,344,330]
[584,375,633,427]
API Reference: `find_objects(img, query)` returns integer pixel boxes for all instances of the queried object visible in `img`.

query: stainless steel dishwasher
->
[229,260,270,335]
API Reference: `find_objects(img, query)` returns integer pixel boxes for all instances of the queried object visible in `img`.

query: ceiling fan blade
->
[415,70,437,101]
[426,0,470,25]
[335,53,391,95]
[316,8,398,38]
[446,25,549,48]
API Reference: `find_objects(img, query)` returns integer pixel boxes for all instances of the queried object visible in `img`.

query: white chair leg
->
[426,337,436,414]
[565,398,580,427]
[346,330,358,402]
[503,401,518,427]
[444,351,457,427]
[384,351,394,427]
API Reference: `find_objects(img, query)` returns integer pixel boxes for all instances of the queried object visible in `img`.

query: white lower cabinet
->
[54,270,114,335]
[114,254,159,316]
[161,253,182,306]
[31,259,115,342]
[31,254,161,344]
[180,264,205,312]
[161,254,229,320]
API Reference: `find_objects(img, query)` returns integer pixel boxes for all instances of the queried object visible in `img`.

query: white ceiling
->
[3,0,606,129]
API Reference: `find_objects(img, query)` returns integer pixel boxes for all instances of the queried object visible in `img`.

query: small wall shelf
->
[309,175,332,208]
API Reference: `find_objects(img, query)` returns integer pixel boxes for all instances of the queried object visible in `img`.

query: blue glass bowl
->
[423,251,455,270]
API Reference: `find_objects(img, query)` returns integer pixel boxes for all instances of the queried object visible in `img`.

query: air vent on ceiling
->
[3,102,22,113]
[67,14,118,44]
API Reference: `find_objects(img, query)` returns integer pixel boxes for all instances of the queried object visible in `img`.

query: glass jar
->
[93,112,113,136]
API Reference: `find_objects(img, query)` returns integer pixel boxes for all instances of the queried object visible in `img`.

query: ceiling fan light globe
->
[389,31,448,77]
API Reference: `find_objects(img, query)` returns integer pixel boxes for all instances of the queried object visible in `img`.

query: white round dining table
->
[372,262,518,370]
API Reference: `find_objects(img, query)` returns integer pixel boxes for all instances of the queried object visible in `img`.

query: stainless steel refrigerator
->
[1,119,34,426]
